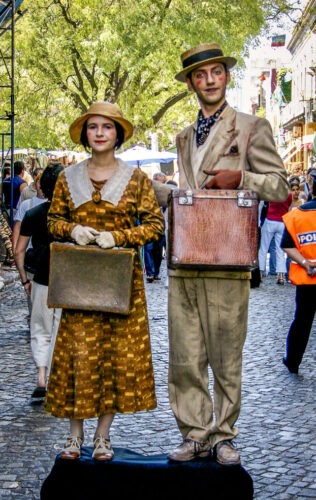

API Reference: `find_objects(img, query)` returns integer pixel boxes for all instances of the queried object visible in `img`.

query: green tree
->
[2,0,297,149]
[277,68,292,104]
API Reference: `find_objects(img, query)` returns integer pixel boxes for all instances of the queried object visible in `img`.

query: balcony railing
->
[280,100,305,126]
[280,98,316,127]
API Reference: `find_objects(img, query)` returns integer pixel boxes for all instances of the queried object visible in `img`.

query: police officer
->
[281,171,316,373]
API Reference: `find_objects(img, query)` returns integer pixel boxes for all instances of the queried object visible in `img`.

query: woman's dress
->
[44,159,164,419]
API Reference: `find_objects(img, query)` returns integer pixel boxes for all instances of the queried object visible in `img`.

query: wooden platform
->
[41,447,253,500]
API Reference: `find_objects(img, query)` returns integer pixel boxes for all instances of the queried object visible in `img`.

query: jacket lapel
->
[196,106,238,188]
[177,125,197,189]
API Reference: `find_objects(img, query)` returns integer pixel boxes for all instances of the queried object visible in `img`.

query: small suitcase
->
[48,242,136,314]
[168,189,258,271]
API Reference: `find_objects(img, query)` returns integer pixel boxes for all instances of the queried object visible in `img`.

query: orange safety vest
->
[282,204,316,285]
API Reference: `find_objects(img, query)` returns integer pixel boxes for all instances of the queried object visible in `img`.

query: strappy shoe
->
[60,435,83,460]
[277,273,285,285]
[92,435,114,461]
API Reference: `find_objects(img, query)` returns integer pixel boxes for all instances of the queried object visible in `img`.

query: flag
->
[271,35,286,47]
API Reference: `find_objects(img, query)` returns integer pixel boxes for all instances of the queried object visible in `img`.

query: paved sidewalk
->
[0,262,315,499]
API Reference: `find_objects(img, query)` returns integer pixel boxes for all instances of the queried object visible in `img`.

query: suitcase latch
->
[179,190,193,205]
[237,192,253,207]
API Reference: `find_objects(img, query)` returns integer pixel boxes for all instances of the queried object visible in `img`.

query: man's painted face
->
[186,62,230,108]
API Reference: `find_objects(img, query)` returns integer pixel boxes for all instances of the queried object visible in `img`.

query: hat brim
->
[69,113,133,144]
[175,56,237,82]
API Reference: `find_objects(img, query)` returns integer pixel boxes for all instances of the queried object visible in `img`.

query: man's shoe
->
[214,440,240,466]
[168,438,211,462]
[60,435,83,460]
[283,357,298,374]
[146,276,154,283]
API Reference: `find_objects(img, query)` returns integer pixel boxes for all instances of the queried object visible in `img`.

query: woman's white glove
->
[95,231,115,249]
[71,225,99,246]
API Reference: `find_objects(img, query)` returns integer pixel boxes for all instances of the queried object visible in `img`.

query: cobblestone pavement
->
[0,261,315,499]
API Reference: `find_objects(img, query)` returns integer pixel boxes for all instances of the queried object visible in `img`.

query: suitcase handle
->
[177,190,256,207]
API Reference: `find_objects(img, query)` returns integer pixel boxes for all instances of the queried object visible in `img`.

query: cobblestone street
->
[0,261,315,499]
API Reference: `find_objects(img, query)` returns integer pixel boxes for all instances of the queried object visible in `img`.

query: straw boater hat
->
[175,42,237,82]
[69,101,133,144]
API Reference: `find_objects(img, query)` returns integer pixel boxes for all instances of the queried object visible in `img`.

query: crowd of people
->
[0,41,315,468]
[258,166,316,284]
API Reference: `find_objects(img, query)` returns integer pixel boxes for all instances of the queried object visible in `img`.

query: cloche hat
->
[175,42,237,82]
[69,101,133,144]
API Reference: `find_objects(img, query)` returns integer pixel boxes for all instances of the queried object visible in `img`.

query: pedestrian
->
[12,169,45,251]
[289,180,303,210]
[304,166,316,201]
[258,193,292,285]
[168,42,289,465]
[0,210,14,267]
[44,102,164,461]
[281,171,316,374]
[16,167,43,209]
[144,171,166,282]
[14,163,64,398]
[2,161,27,211]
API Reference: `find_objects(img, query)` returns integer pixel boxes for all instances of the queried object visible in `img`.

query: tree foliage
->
[0,0,297,149]
[277,68,292,104]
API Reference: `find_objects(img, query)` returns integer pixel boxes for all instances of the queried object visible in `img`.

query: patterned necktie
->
[196,101,228,147]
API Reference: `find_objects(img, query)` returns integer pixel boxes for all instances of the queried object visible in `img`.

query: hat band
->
[182,49,223,69]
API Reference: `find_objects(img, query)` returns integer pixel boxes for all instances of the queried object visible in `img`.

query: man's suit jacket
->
[176,105,289,202]
[166,105,289,279]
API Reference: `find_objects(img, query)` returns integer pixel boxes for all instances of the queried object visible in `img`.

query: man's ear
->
[226,70,231,86]
[185,77,193,91]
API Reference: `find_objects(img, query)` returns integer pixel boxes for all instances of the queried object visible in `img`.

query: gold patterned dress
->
[44,159,164,419]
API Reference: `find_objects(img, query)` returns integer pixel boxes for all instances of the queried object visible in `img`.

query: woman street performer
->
[44,102,164,461]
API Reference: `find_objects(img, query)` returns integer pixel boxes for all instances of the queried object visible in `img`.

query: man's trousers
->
[285,284,315,368]
[144,235,165,278]
[168,276,250,448]
[30,282,61,368]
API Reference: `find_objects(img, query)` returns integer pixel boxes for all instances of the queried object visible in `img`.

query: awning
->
[283,148,300,163]
[301,143,312,150]
[280,144,296,160]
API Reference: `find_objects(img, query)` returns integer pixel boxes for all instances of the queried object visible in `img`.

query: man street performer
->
[168,43,289,465]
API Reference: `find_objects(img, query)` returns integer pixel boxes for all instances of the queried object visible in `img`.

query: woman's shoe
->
[60,435,83,460]
[31,386,46,398]
[3,259,15,268]
[277,273,285,285]
[92,435,114,461]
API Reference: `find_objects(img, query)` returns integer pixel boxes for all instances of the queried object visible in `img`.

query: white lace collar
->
[64,158,136,209]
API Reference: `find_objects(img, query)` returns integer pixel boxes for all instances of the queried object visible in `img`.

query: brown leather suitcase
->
[48,242,136,314]
[168,189,258,271]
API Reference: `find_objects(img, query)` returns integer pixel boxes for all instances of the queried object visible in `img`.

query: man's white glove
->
[95,231,115,249]
[71,225,99,246]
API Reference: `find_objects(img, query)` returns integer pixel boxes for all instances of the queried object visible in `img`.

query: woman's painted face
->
[86,115,117,152]
[291,185,300,199]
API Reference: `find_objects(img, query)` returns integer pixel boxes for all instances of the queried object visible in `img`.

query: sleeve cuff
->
[237,170,244,189]
[111,230,126,247]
